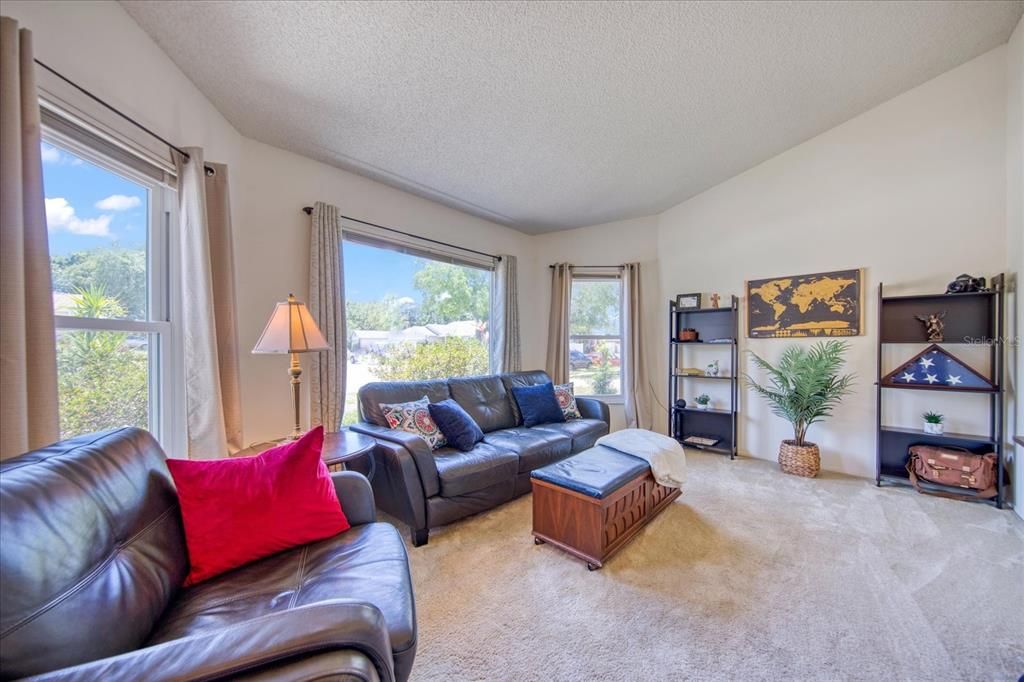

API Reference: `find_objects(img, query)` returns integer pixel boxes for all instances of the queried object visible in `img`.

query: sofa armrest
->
[576,397,610,424]
[332,471,376,525]
[234,649,381,681]
[350,423,439,497]
[28,601,395,682]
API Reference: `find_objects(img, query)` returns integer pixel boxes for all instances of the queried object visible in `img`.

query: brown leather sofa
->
[351,370,610,547]
[0,428,416,682]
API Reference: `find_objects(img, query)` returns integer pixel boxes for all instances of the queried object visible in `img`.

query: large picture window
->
[41,131,177,444]
[569,276,623,397]
[342,237,493,424]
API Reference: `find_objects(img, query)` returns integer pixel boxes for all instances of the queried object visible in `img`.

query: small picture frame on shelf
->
[675,293,701,310]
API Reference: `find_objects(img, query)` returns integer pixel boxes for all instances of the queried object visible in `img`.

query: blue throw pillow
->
[427,399,484,452]
[511,382,566,428]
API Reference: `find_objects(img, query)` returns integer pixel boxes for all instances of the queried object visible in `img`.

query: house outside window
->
[569,275,623,398]
[41,126,179,448]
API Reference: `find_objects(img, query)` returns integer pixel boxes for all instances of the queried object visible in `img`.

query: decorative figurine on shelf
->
[915,310,946,342]
[705,360,720,377]
[694,394,711,410]
[709,293,721,308]
[945,274,988,294]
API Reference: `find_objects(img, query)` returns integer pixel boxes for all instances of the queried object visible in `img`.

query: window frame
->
[42,124,182,454]
[569,272,625,402]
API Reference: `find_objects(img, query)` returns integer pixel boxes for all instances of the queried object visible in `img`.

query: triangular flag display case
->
[875,275,1006,508]
[880,344,995,392]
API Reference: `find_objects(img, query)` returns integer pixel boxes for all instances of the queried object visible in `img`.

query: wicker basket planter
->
[778,440,820,478]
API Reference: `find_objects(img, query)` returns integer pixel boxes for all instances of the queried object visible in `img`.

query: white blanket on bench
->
[596,429,686,489]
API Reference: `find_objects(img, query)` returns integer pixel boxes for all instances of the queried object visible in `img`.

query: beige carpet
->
[389,452,1023,681]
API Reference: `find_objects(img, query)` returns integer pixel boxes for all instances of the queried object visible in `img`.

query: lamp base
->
[289,352,303,440]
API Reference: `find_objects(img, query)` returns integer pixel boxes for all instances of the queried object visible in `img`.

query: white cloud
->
[95,194,141,211]
[40,144,61,164]
[45,197,112,237]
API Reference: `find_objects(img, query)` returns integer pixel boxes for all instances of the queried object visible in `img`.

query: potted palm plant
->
[744,340,855,477]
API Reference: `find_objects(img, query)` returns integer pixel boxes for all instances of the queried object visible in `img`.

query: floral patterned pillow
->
[380,396,447,450]
[554,383,582,420]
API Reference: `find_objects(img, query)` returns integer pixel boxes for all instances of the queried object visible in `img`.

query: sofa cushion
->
[554,382,583,420]
[0,428,187,679]
[359,380,451,427]
[381,396,446,450]
[511,382,566,428]
[428,399,484,452]
[148,522,415,663]
[166,427,349,586]
[432,442,518,497]
[533,419,610,452]
[483,427,573,472]
[500,370,553,424]
[448,375,517,433]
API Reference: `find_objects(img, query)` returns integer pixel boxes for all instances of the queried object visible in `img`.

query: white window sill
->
[579,395,624,405]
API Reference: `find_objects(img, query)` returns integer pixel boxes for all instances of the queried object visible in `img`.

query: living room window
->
[569,275,623,398]
[341,234,493,424]
[41,128,178,445]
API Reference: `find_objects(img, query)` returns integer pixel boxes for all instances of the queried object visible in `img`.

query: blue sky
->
[41,141,147,256]
[343,242,424,303]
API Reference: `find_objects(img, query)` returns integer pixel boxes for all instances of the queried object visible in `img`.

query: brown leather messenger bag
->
[907,445,998,501]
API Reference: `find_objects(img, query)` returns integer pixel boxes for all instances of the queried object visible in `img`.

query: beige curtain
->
[308,201,345,432]
[203,163,242,451]
[622,262,651,429]
[490,254,521,373]
[0,18,59,460]
[546,263,572,384]
[174,148,242,458]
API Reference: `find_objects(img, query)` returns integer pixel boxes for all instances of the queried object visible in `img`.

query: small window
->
[569,276,623,397]
[41,135,177,444]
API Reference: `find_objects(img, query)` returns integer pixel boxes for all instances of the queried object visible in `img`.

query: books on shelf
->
[683,436,720,447]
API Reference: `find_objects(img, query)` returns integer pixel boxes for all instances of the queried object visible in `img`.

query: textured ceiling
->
[121,1,1023,233]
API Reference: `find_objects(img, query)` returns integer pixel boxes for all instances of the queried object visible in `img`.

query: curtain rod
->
[301,206,500,261]
[34,58,211,172]
[549,264,625,269]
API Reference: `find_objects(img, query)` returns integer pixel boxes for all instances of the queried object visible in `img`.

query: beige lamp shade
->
[252,294,330,354]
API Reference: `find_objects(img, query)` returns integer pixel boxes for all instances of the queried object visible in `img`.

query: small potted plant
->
[922,411,945,435]
[744,340,855,478]
[694,394,711,410]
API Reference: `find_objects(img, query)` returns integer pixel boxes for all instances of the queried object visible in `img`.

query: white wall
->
[530,216,662,432]
[4,1,538,448]
[652,47,1006,480]
[556,47,1010,480]
[1006,16,1024,519]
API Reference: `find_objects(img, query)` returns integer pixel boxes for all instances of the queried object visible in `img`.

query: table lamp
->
[252,294,330,439]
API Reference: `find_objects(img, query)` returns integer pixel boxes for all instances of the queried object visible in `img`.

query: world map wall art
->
[746,268,862,338]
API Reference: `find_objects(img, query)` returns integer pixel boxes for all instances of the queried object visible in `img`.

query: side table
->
[235,429,377,479]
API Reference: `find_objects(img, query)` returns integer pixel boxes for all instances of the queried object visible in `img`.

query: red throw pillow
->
[167,426,350,586]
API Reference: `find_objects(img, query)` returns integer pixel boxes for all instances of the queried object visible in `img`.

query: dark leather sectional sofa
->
[351,370,610,546]
[0,428,416,682]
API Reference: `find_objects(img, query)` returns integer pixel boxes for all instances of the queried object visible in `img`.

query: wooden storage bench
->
[531,445,681,570]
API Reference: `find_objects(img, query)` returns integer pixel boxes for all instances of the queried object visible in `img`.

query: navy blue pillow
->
[511,382,566,428]
[428,399,484,452]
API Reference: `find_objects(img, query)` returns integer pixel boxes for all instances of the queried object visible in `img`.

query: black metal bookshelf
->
[874,275,1006,508]
[669,297,739,458]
